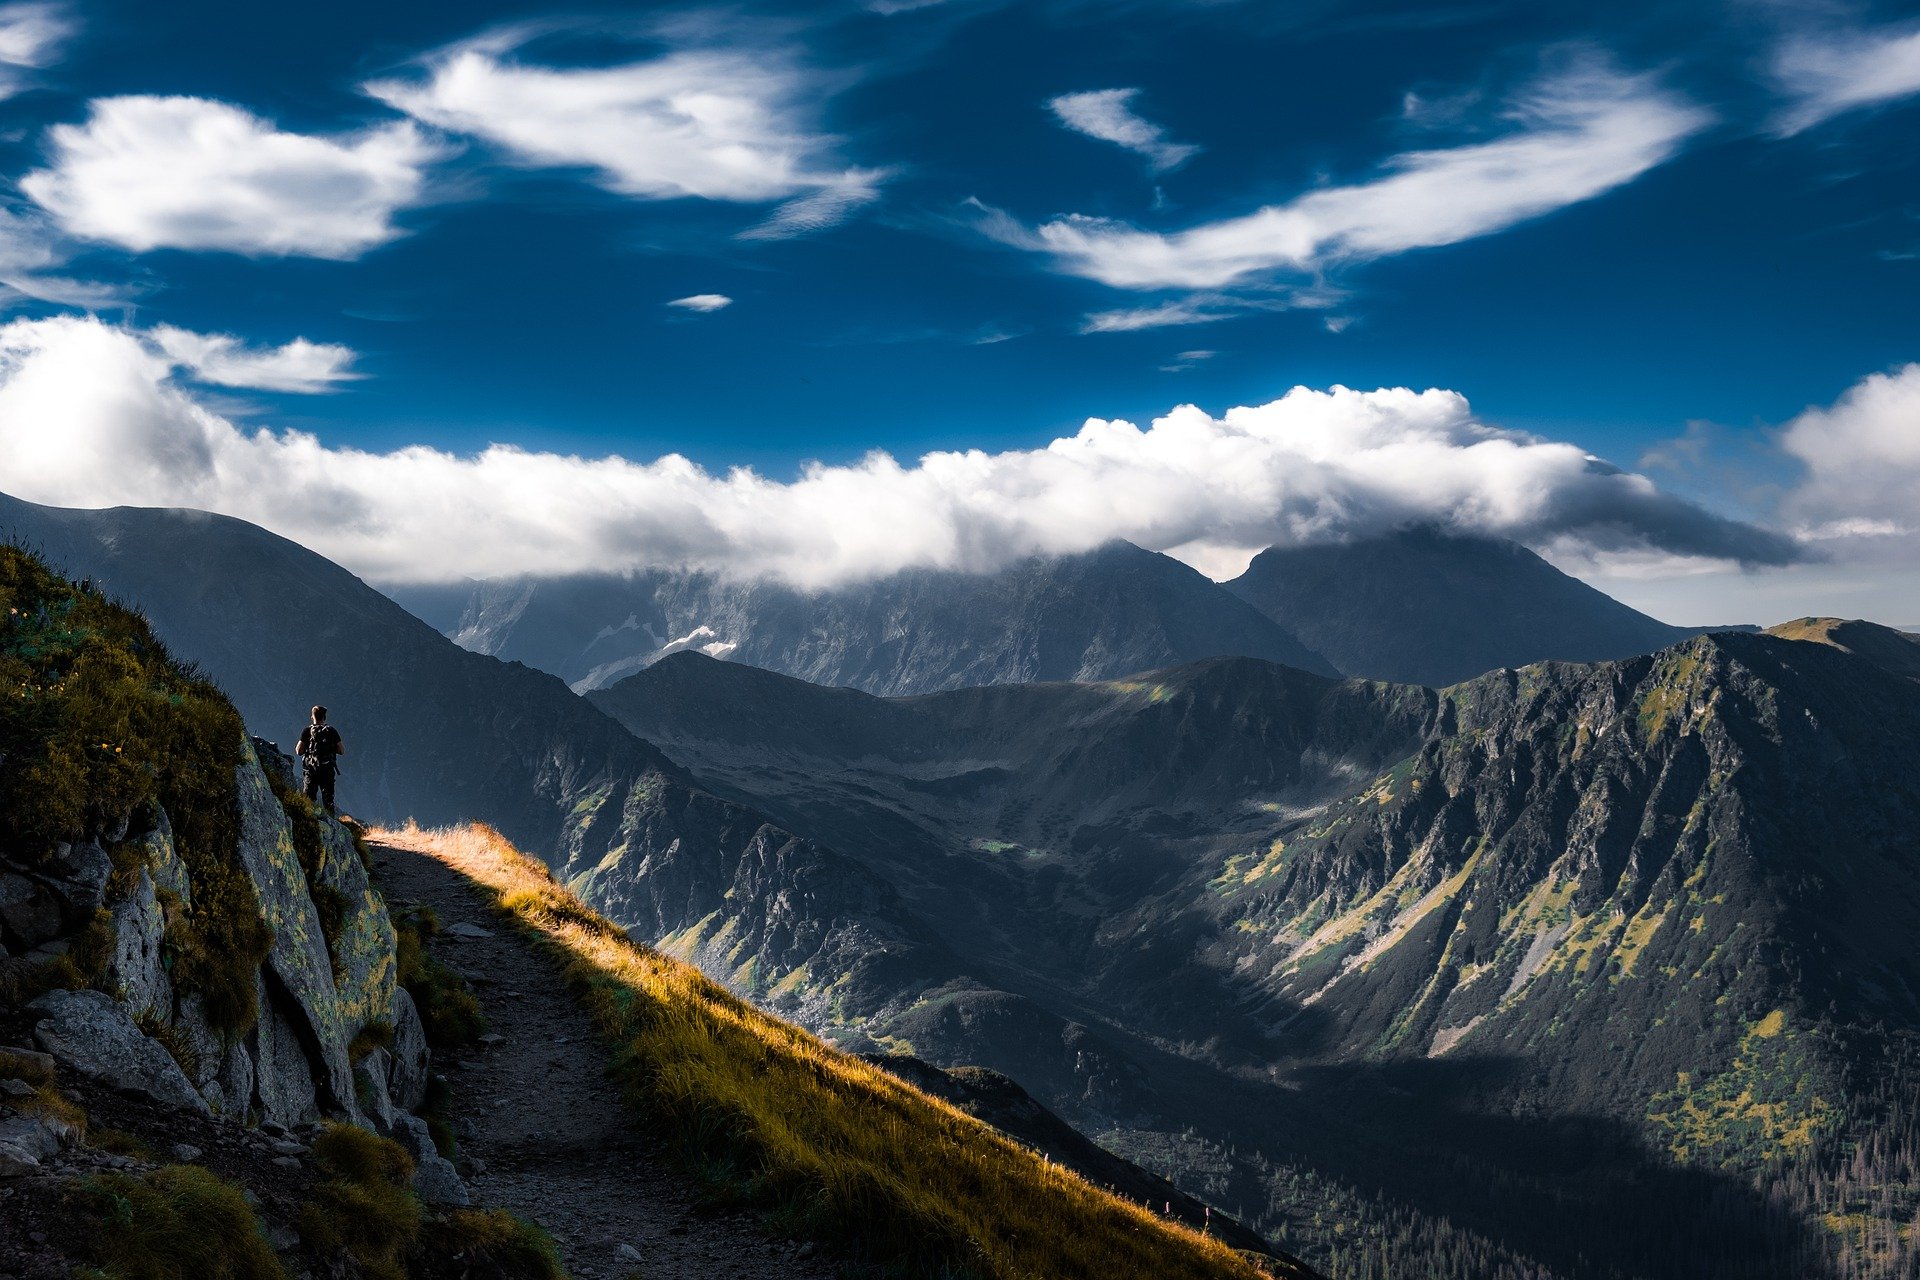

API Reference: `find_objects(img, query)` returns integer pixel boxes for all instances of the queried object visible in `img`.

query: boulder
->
[354,1049,397,1133]
[28,989,207,1114]
[44,840,112,918]
[385,988,430,1113]
[0,873,61,951]
[0,1112,63,1178]
[393,1113,468,1207]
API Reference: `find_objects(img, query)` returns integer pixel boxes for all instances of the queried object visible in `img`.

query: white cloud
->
[22,96,450,258]
[0,315,1794,591]
[667,293,733,312]
[1772,21,1920,135]
[992,63,1708,290]
[1081,298,1238,332]
[0,205,123,307]
[1047,88,1200,172]
[1780,363,1920,540]
[148,325,360,393]
[0,2,70,100]
[366,42,884,235]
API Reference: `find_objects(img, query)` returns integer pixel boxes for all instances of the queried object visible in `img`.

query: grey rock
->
[45,840,112,917]
[617,1244,644,1263]
[385,988,429,1113]
[267,1138,309,1157]
[443,922,494,940]
[171,1143,203,1162]
[395,1115,467,1207]
[272,1156,299,1169]
[0,1113,61,1178]
[232,746,357,1119]
[28,989,207,1114]
[353,1049,396,1134]
[0,873,61,951]
[250,993,321,1130]
[0,1081,30,1099]
[105,866,172,1019]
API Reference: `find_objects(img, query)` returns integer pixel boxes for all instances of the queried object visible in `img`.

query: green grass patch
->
[0,546,269,1035]
[78,1164,286,1280]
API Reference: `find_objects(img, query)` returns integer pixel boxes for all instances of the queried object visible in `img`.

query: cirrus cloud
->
[1047,87,1200,173]
[985,61,1709,292]
[365,40,885,238]
[1772,20,1920,136]
[0,2,70,100]
[0,314,1797,590]
[22,95,451,258]
[148,325,360,393]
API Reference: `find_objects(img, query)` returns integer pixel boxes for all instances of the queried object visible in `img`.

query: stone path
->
[371,834,841,1280]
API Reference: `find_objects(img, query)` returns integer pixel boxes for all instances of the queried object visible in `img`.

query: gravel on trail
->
[373,835,844,1280]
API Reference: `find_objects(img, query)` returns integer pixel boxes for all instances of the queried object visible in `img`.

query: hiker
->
[296,705,346,813]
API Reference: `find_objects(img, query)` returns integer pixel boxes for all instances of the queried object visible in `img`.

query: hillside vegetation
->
[375,822,1280,1280]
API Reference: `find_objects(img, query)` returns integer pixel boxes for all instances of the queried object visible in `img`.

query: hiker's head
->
[311,705,328,724]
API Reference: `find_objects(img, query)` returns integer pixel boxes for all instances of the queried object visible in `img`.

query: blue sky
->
[0,0,1917,620]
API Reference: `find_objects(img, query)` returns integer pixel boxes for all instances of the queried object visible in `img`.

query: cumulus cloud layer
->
[148,325,360,393]
[989,63,1708,291]
[22,96,450,258]
[0,315,1796,588]
[366,42,884,236]
[0,1,68,99]
[1773,21,1920,135]
[1047,88,1199,172]
[1781,363,1920,541]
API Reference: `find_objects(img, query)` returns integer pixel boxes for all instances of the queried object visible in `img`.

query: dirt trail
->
[371,833,842,1280]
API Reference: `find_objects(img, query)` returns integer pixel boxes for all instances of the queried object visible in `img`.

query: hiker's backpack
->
[302,724,340,769]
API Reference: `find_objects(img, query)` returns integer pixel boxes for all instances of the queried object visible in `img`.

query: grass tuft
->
[379,822,1262,1280]
[420,1209,567,1280]
[78,1164,287,1280]
[296,1123,422,1280]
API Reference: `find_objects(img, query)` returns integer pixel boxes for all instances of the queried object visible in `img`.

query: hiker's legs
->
[320,770,336,812]
[304,766,321,805]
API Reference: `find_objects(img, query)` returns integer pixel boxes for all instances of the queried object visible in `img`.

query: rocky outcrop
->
[28,989,207,1113]
[3,739,435,1154]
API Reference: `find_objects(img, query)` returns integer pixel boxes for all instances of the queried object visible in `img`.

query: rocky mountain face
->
[590,634,1920,1279]
[393,540,1338,694]
[1227,526,1709,686]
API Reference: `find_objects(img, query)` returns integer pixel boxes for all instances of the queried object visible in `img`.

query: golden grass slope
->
[375,822,1271,1280]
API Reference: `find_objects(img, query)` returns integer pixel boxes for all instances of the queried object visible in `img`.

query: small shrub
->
[78,1164,286,1280]
[296,1123,422,1280]
[18,1083,86,1139]
[92,1127,155,1160]
[420,1209,568,1280]
[136,1011,203,1081]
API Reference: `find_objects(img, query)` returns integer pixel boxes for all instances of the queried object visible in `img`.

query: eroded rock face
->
[4,738,435,1147]
[28,988,208,1114]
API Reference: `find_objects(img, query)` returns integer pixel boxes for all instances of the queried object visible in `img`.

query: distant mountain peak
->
[1227,527,1699,687]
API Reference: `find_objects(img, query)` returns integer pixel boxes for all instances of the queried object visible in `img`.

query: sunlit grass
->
[376,821,1264,1280]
